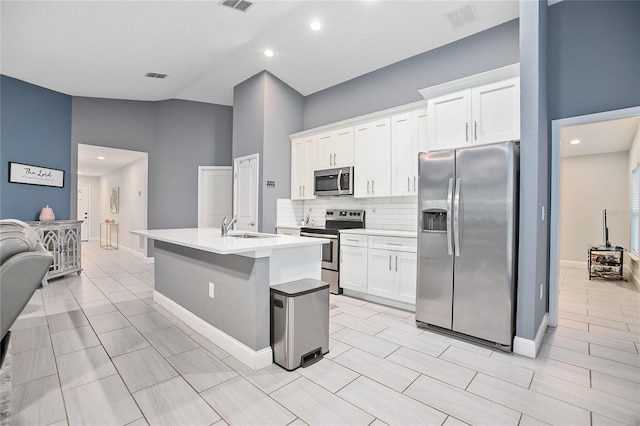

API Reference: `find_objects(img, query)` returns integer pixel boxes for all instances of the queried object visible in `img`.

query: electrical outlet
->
[539,283,543,300]
[209,282,215,298]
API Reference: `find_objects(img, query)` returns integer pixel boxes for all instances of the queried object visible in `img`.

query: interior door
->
[198,166,232,227]
[77,184,90,241]
[233,154,259,232]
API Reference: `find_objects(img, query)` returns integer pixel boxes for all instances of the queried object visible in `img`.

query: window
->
[631,165,639,255]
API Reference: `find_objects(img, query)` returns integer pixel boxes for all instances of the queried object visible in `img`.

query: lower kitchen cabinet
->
[368,249,417,304]
[339,245,368,292]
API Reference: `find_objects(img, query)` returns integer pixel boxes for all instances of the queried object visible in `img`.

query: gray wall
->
[303,19,519,129]
[71,97,233,244]
[232,71,304,233]
[547,1,640,122]
[517,0,549,341]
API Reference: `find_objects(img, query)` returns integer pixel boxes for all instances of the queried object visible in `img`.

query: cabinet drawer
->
[340,234,368,247]
[276,228,300,236]
[369,236,416,252]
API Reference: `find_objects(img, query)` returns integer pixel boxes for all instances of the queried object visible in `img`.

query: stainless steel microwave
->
[314,167,354,196]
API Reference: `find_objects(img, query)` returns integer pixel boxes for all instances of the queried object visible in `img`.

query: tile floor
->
[4,241,640,425]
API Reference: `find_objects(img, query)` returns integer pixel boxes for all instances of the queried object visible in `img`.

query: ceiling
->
[560,116,640,158]
[78,144,147,177]
[1,1,519,106]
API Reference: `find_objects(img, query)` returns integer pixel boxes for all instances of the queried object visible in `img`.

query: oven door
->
[300,232,339,271]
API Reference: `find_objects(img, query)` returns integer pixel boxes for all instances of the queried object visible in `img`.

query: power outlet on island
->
[209,282,215,299]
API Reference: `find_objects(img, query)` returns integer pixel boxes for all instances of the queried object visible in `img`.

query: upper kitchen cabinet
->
[354,118,391,198]
[421,64,520,152]
[291,136,316,201]
[391,108,427,196]
[316,127,354,170]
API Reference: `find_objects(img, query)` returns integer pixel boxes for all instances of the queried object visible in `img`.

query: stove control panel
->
[325,209,365,222]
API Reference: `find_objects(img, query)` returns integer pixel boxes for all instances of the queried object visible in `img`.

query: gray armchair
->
[0,219,53,366]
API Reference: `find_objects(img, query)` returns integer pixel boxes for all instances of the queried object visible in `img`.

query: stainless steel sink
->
[227,233,277,239]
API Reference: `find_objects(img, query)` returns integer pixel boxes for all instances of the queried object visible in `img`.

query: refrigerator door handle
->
[453,177,461,257]
[446,178,454,256]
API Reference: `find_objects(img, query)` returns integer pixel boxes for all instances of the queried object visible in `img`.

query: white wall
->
[78,175,100,239]
[627,121,640,286]
[560,151,630,263]
[99,157,148,255]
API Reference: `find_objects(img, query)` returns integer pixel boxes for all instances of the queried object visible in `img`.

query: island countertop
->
[131,227,328,258]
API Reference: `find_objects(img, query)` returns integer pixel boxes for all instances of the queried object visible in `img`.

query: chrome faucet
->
[221,216,237,236]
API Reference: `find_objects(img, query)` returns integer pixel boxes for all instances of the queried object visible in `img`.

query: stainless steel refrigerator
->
[416,141,519,351]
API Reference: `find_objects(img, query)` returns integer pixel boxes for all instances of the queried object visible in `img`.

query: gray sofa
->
[0,219,53,366]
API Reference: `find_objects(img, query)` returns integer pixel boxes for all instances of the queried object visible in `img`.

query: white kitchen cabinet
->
[316,127,354,170]
[367,248,416,304]
[427,89,472,151]
[391,108,426,197]
[426,77,520,151]
[276,227,300,236]
[471,77,520,145]
[340,245,368,293]
[354,118,391,198]
[291,136,316,200]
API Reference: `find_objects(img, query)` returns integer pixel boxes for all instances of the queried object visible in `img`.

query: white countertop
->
[131,228,328,258]
[340,229,417,238]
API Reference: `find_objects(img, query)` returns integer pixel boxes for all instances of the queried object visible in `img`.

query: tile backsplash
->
[277,196,418,231]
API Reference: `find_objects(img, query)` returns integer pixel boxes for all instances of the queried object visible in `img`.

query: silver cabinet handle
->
[299,185,302,197]
[333,153,336,165]
[372,180,375,194]
[329,153,332,166]
[395,255,398,272]
[249,221,255,226]
[414,176,416,192]
[465,122,469,141]
[453,178,461,257]
[408,177,410,192]
[389,255,392,271]
[387,242,402,246]
[367,180,370,194]
[447,178,454,256]
[474,121,477,141]
[302,185,305,197]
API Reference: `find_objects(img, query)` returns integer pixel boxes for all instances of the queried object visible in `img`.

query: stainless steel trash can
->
[270,279,329,371]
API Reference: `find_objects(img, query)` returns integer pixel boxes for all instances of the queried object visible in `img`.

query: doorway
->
[549,106,640,327]
[233,154,259,232]
[77,184,90,241]
[198,166,232,228]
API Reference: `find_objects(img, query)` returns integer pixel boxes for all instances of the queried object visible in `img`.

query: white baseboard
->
[559,260,587,270]
[513,313,548,358]
[89,237,99,241]
[153,291,272,370]
[117,244,148,260]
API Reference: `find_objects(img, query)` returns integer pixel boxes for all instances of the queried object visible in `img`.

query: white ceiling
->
[1,1,519,106]
[561,116,640,158]
[78,144,147,177]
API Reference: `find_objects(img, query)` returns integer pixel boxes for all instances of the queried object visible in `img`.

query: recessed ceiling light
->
[264,49,274,58]
[97,156,105,160]
[310,20,322,31]
[570,139,581,145]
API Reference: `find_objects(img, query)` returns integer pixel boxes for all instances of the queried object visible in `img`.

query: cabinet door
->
[368,118,391,197]
[316,132,334,170]
[368,249,394,299]
[427,89,472,151]
[395,251,417,304]
[413,108,428,154]
[334,127,354,168]
[340,246,368,292]
[471,77,520,145]
[291,138,306,200]
[302,137,316,200]
[391,112,415,197]
[354,124,372,198]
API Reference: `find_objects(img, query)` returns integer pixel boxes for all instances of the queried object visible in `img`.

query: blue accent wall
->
[1,75,72,220]
[547,0,640,121]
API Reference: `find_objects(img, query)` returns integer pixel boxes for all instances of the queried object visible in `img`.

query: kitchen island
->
[131,228,327,370]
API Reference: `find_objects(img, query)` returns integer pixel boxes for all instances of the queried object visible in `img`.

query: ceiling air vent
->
[145,72,168,79]
[445,3,479,29]
[220,0,254,13]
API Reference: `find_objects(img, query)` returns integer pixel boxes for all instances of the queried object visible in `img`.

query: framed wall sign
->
[8,162,65,188]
